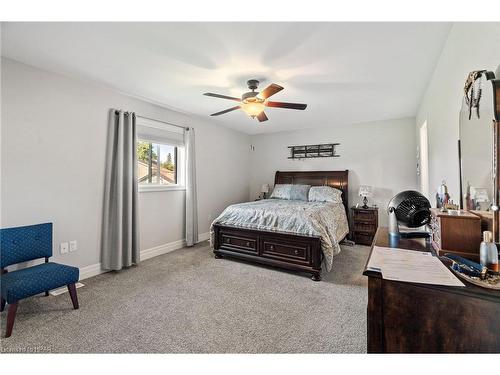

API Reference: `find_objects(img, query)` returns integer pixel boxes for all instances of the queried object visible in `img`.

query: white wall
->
[249,118,417,225]
[1,58,251,269]
[416,23,500,204]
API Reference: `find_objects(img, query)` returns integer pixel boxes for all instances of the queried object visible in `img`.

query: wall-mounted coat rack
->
[288,143,340,159]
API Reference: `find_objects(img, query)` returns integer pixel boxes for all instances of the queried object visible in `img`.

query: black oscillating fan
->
[388,190,431,238]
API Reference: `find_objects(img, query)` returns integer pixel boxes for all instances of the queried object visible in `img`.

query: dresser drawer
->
[261,239,311,265]
[220,232,258,255]
[353,232,375,246]
[353,210,377,222]
[354,222,376,234]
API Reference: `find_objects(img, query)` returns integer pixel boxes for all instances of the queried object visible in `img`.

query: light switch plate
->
[69,240,77,252]
[60,242,69,254]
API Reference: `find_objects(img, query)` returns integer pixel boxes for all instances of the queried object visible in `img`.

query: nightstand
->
[351,206,379,245]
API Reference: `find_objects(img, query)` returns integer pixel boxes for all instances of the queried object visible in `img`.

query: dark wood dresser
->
[363,227,500,353]
[351,207,378,245]
[471,210,494,235]
[429,208,481,260]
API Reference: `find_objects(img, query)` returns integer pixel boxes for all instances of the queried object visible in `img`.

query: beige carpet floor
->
[1,241,369,353]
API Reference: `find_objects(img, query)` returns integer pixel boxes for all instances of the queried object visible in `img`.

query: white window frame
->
[136,120,186,193]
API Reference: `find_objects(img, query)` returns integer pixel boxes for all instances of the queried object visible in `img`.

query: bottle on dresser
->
[479,231,499,272]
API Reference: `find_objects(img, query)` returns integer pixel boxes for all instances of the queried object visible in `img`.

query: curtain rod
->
[136,114,189,130]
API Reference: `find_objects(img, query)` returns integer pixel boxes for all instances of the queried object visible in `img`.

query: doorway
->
[419,121,430,198]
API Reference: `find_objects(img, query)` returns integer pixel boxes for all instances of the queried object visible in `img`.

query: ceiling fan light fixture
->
[204,79,307,123]
[241,100,265,117]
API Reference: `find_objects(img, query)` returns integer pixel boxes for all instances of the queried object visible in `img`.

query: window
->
[136,117,185,192]
[137,141,181,185]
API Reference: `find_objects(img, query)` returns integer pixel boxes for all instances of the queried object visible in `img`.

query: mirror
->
[459,67,500,243]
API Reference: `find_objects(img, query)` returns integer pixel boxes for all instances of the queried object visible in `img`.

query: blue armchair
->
[1,223,79,337]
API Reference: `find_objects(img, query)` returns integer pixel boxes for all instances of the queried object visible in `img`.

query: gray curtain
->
[185,127,198,246]
[101,109,140,270]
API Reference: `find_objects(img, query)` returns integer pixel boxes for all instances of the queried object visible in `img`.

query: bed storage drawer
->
[219,231,258,255]
[261,238,311,265]
[212,223,323,281]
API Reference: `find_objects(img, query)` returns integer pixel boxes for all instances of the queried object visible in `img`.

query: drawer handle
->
[246,241,251,247]
[294,249,299,255]
[270,245,275,251]
[225,238,231,244]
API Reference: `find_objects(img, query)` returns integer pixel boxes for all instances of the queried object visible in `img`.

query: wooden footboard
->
[212,223,323,281]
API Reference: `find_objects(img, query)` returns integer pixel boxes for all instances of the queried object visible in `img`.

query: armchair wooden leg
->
[67,284,79,310]
[5,301,18,338]
[45,291,49,297]
[1,297,5,312]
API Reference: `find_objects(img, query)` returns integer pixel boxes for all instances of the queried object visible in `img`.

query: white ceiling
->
[1,22,451,134]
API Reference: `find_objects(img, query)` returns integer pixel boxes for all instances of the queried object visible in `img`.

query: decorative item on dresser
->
[364,227,500,353]
[429,208,482,261]
[351,206,378,245]
[212,170,349,281]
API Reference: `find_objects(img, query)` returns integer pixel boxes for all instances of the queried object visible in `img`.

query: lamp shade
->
[358,185,373,197]
[471,187,489,202]
[261,184,270,193]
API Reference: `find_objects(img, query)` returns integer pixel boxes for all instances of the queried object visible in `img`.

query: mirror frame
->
[459,71,500,243]
[491,76,499,242]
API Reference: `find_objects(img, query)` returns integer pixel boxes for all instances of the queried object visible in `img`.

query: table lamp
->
[471,187,489,210]
[359,185,373,208]
[261,184,270,199]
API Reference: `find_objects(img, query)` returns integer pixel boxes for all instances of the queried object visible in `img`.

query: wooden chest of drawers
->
[351,207,379,246]
[429,208,482,260]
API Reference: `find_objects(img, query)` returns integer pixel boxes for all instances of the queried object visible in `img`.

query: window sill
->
[139,185,186,193]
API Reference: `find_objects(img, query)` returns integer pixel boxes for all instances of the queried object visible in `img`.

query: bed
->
[211,171,349,281]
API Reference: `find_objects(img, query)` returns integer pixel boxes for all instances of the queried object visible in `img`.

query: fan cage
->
[390,191,431,228]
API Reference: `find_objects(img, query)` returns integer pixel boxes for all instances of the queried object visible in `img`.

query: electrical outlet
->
[69,240,77,252]
[60,242,69,254]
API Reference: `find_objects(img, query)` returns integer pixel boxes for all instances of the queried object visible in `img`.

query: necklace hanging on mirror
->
[464,70,486,120]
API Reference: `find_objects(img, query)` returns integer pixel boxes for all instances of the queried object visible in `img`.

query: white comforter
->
[210,199,349,271]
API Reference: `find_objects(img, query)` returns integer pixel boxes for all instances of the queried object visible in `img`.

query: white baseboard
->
[49,282,85,296]
[198,231,210,242]
[78,232,211,281]
[79,262,105,280]
[140,238,186,261]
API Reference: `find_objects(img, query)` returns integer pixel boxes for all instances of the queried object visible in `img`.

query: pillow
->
[270,184,311,201]
[308,186,343,203]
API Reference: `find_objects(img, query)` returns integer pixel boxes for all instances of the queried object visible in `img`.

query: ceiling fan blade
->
[257,84,283,99]
[204,93,241,102]
[210,106,241,116]
[257,112,268,122]
[266,101,307,110]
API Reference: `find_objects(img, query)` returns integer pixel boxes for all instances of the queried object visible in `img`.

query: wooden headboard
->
[274,170,349,213]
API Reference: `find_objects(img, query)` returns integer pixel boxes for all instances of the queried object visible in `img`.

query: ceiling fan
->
[203,79,307,122]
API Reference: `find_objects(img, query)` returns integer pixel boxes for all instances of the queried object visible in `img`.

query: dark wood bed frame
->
[212,170,349,281]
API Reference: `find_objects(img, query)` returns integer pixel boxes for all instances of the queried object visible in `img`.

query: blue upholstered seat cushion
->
[1,262,79,304]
